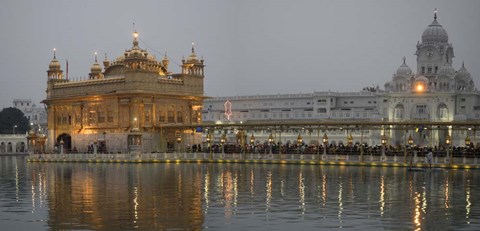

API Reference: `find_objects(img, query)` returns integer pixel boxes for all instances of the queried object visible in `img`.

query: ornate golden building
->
[43,31,205,153]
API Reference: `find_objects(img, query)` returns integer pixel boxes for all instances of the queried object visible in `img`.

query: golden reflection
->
[133,186,139,224]
[31,184,35,213]
[233,173,238,211]
[466,179,471,223]
[338,180,343,225]
[250,169,254,198]
[204,169,210,212]
[380,175,385,216]
[322,174,327,207]
[414,192,422,231]
[266,170,272,212]
[223,171,233,219]
[444,174,450,209]
[422,187,427,214]
[299,172,305,215]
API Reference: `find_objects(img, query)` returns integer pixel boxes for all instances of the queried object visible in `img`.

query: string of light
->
[138,37,183,67]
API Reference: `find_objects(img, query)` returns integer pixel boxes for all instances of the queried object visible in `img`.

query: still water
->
[1,155,479,230]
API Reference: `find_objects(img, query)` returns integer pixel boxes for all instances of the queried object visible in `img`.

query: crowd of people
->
[194,142,479,158]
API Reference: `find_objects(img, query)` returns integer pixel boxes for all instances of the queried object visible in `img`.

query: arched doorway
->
[57,133,72,153]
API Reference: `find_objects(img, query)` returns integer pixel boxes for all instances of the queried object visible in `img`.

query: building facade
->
[203,12,480,147]
[13,99,47,133]
[43,31,205,153]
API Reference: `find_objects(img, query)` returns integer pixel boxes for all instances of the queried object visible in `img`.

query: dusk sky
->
[1,0,479,109]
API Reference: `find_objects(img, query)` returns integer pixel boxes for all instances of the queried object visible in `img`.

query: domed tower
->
[162,52,170,74]
[455,62,474,92]
[47,48,64,80]
[89,52,103,79]
[415,9,454,80]
[120,30,168,75]
[103,53,110,70]
[391,57,413,92]
[181,43,205,76]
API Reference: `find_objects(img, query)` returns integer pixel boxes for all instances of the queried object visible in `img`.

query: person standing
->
[427,149,433,168]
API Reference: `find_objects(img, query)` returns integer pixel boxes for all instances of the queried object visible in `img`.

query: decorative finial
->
[191,42,195,53]
[462,61,465,68]
[402,56,406,64]
[434,8,437,20]
[164,52,168,59]
[104,53,108,61]
[94,52,98,62]
[53,48,56,59]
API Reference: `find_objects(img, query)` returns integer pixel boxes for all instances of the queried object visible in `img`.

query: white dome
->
[395,57,412,77]
[438,63,456,77]
[421,13,448,44]
[455,62,471,80]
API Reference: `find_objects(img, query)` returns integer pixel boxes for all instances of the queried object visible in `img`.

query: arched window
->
[394,104,404,119]
[438,104,448,120]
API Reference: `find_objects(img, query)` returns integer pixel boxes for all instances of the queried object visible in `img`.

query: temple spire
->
[434,8,437,20]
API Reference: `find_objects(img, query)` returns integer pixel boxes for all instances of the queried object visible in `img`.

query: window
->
[416,105,427,114]
[177,111,183,123]
[422,66,425,74]
[98,111,105,123]
[158,109,166,122]
[317,108,327,113]
[107,109,114,122]
[435,66,438,73]
[427,67,432,74]
[167,110,175,123]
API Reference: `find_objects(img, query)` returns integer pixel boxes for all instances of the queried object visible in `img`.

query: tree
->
[0,107,30,134]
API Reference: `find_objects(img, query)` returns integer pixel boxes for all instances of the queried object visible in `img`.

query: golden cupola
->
[47,48,63,80]
[89,52,103,79]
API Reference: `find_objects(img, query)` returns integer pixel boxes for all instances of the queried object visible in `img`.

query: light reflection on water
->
[1,156,480,230]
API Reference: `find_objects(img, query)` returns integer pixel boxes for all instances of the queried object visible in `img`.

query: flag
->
[66,59,69,80]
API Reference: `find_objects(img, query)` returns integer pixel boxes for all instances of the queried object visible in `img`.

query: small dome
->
[438,63,456,77]
[49,49,61,70]
[421,11,448,44]
[49,58,61,70]
[455,62,471,80]
[396,57,412,77]
[90,53,102,73]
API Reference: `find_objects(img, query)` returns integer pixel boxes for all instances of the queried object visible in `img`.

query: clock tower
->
[415,9,454,80]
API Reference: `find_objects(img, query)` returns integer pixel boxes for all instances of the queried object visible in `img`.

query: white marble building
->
[203,12,480,147]
[13,99,47,133]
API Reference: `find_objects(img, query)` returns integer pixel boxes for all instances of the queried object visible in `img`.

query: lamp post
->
[206,133,212,159]
[381,134,387,162]
[446,135,451,166]
[268,133,274,155]
[465,135,470,164]
[176,135,182,154]
[347,134,353,161]
[322,133,328,161]
[220,133,227,156]
[13,125,17,135]
[297,133,303,157]
[60,139,64,155]
[250,134,255,159]
[407,135,413,165]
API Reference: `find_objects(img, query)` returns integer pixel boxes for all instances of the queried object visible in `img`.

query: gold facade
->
[43,32,205,153]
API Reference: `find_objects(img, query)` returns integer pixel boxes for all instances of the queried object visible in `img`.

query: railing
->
[27,151,479,165]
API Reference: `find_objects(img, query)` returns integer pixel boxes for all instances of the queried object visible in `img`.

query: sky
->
[1,0,480,109]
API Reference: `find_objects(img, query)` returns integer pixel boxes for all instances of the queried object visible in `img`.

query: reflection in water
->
[414,192,422,231]
[466,179,471,224]
[380,175,385,216]
[1,156,480,230]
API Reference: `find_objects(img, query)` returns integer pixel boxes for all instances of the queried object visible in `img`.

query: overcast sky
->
[1,0,479,109]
